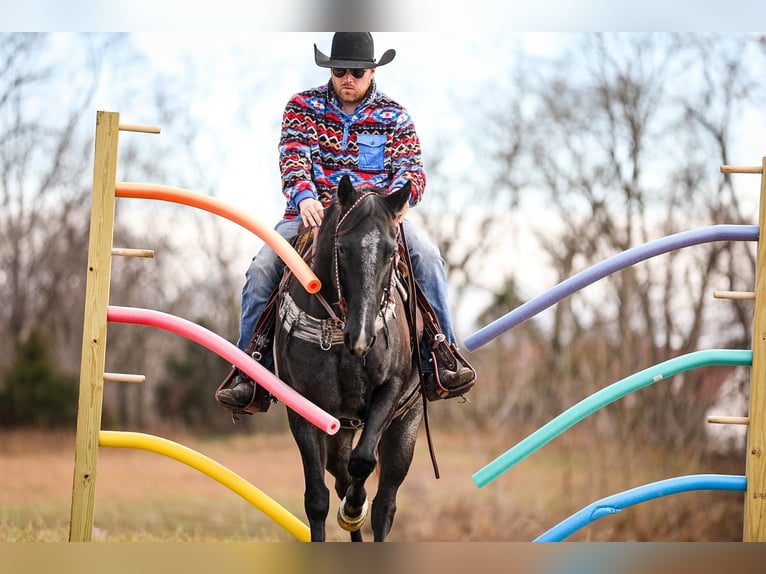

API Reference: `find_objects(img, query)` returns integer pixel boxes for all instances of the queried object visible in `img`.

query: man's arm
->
[279,95,319,209]
[390,109,427,206]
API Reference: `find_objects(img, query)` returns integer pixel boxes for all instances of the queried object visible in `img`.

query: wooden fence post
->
[69,111,120,542]
[745,157,766,541]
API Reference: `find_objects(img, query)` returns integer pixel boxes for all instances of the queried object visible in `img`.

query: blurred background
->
[2,30,766,541]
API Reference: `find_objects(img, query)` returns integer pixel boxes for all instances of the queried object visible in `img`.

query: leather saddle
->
[216,226,475,416]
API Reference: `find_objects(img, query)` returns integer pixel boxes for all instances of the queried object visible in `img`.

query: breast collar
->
[279,290,397,351]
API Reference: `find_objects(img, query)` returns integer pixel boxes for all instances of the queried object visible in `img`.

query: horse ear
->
[386,181,411,217]
[337,175,355,208]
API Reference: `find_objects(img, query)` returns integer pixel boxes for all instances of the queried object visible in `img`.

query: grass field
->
[0,423,746,542]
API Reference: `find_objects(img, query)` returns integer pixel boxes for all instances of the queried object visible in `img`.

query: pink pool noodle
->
[107,305,340,435]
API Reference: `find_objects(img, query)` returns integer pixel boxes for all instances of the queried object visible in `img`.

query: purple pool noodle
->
[465,225,758,351]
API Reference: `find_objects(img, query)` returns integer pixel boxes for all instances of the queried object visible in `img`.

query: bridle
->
[312,191,399,332]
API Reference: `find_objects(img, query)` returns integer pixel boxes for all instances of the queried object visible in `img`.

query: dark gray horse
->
[274,175,423,542]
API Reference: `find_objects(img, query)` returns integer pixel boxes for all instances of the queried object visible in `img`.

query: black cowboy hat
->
[314,32,396,69]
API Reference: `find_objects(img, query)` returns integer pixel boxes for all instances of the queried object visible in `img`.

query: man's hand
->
[299,198,324,228]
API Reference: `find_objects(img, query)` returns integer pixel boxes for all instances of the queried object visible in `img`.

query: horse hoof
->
[337,497,369,532]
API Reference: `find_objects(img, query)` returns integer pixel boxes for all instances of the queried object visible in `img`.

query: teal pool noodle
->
[472,349,752,488]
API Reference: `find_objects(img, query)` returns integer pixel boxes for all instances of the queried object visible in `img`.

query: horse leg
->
[336,478,369,541]
[326,431,365,542]
[348,383,401,480]
[339,383,402,539]
[371,402,422,541]
[287,409,329,542]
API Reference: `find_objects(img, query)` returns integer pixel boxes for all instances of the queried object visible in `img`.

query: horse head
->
[333,175,410,357]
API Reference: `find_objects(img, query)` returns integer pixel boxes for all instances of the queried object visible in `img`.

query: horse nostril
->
[344,332,373,357]
[344,334,361,356]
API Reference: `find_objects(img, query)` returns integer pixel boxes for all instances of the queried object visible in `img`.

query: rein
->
[309,229,345,327]
[332,190,375,321]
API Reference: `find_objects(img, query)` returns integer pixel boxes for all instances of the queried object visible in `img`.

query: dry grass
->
[0,425,745,542]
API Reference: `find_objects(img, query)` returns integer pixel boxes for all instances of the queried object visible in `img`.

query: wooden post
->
[745,157,766,541]
[69,111,120,541]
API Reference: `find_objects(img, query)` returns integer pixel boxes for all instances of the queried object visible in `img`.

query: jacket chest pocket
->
[357,133,387,170]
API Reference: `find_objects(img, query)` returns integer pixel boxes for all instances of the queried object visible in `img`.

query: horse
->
[274,175,423,542]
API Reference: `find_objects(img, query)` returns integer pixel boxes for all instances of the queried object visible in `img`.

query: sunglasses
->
[331,68,368,79]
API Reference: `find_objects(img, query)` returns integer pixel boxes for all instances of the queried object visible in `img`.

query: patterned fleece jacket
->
[278,79,427,219]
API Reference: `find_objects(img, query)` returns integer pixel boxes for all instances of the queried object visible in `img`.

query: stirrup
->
[215,366,274,420]
[422,345,476,401]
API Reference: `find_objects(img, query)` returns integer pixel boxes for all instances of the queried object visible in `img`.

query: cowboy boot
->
[215,373,255,408]
[422,361,476,402]
[436,364,476,389]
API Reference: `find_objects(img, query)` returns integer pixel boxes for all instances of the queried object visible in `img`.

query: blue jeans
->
[237,218,456,373]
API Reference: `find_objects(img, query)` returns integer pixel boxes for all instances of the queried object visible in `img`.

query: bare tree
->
[0,34,107,368]
[426,32,764,540]
[412,47,532,333]
[0,33,252,429]
[435,33,764,461]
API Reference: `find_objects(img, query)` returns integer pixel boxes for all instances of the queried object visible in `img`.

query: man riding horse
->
[216,32,476,413]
